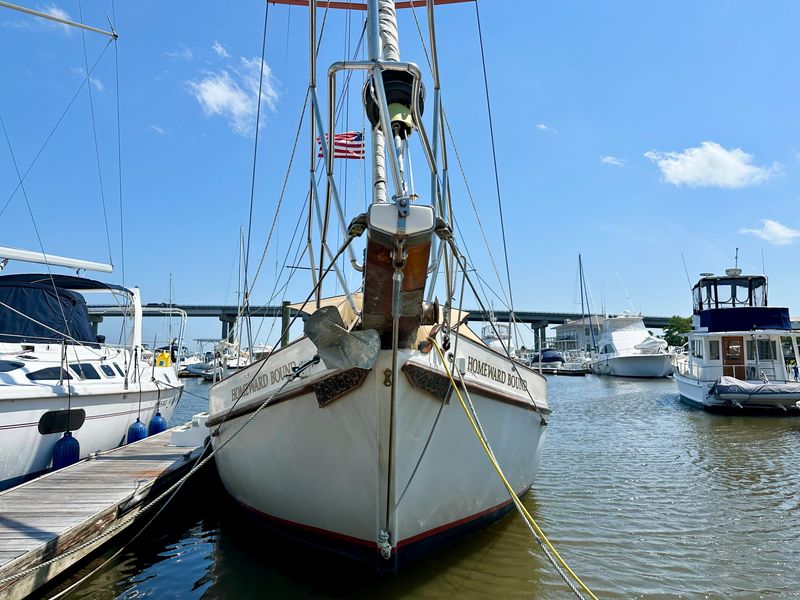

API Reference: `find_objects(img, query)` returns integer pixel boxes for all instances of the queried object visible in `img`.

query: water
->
[48,376,800,599]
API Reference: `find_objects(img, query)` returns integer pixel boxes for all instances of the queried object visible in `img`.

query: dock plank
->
[0,424,203,600]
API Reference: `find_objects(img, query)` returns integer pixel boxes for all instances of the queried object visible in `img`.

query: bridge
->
[87,303,672,342]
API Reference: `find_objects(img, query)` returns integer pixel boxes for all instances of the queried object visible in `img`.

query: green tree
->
[662,315,692,347]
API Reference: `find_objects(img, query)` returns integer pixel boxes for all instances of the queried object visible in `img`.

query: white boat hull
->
[592,354,673,378]
[0,350,182,490]
[209,334,548,570]
[675,371,800,411]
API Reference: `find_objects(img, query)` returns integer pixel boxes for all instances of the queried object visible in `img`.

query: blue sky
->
[2,1,799,346]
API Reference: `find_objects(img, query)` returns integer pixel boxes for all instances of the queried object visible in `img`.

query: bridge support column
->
[220,316,237,343]
[281,301,291,348]
[88,315,103,338]
[530,321,548,351]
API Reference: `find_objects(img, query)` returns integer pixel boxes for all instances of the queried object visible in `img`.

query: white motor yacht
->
[674,269,800,411]
[591,312,674,378]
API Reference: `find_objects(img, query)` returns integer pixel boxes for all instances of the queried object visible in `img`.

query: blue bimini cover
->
[0,279,96,345]
[697,307,791,332]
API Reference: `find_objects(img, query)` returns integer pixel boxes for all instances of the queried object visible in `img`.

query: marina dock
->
[0,421,207,600]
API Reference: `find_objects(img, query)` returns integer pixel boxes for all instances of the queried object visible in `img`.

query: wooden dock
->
[0,424,206,600]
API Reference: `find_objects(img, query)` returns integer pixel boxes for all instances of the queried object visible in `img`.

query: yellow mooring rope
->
[431,339,598,600]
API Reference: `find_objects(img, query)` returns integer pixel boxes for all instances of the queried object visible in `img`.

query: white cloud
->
[212,40,230,58]
[600,155,625,167]
[644,141,778,188]
[149,125,166,135]
[535,123,556,133]
[41,3,71,31]
[166,44,193,60]
[70,67,106,93]
[740,219,800,246]
[187,56,277,136]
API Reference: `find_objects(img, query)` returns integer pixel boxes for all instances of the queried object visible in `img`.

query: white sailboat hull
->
[209,334,548,570]
[0,344,182,490]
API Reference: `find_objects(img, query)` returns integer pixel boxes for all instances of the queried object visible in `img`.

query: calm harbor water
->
[49,375,800,599]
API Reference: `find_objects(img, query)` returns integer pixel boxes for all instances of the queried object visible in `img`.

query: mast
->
[579,255,598,352]
[578,255,585,350]
[168,272,173,344]
[308,0,319,304]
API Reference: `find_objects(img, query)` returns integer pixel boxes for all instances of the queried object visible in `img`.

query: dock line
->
[431,338,597,600]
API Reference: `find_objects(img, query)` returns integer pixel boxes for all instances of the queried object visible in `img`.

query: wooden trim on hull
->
[402,362,551,414]
[207,358,549,428]
[231,485,531,573]
[205,366,370,427]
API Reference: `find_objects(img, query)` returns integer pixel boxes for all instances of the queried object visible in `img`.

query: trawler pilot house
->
[691,272,790,332]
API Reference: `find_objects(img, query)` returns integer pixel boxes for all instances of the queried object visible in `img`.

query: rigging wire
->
[407,2,518,335]
[442,108,510,307]
[0,39,113,218]
[78,0,113,267]
[242,0,271,354]
[473,0,517,347]
[0,115,72,336]
[248,19,366,299]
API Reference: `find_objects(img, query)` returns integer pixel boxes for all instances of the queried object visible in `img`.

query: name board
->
[466,356,527,392]
[231,361,297,403]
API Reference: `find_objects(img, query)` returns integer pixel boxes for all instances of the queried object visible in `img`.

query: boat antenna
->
[615,271,636,314]
[761,247,766,275]
[734,246,739,269]
[680,253,692,290]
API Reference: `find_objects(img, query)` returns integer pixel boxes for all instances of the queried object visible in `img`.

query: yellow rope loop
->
[430,339,597,600]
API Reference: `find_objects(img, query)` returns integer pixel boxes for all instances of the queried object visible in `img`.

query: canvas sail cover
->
[0,279,97,344]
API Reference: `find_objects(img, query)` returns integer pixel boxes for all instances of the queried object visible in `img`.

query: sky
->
[1,0,800,348]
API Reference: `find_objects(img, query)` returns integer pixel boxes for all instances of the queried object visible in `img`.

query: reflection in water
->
[50,377,800,599]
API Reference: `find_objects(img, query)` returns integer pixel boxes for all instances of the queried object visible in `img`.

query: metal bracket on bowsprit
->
[395,195,411,217]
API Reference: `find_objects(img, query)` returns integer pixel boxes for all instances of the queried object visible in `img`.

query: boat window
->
[716,283,733,307]
[100,365,116,377]
[38,408,85,435]
[752,283,766,307]
[709,340,720,360]
[26,367,72,381]
[0,360,24,372]
[747,340,776,360]
[113,363,126,377]
[701,282,715,310]
[70,363,101,380]
[691,339,704,359]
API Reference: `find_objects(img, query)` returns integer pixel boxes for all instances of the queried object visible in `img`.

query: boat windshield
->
[481,323,510,341]
[692,276,767,311]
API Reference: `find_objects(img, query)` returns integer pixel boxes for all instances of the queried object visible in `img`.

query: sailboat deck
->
[0,426,205,600]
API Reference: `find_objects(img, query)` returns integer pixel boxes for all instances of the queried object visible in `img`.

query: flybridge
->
[692,269,768,312]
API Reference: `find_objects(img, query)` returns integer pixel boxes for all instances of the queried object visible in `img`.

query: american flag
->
[318,131,365,160]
